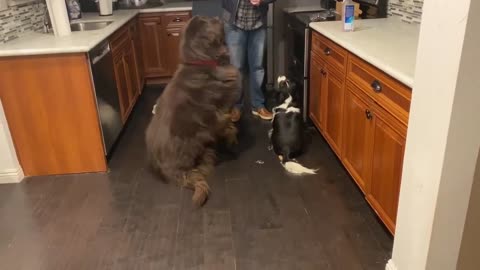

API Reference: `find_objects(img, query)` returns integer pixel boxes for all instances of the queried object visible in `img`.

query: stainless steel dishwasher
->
[89,41,123,156]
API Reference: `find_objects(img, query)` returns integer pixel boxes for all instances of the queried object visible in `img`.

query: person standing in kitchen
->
[223,0,276,122]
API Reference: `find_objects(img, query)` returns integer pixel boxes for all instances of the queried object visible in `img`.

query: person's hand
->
[250,0,261,6]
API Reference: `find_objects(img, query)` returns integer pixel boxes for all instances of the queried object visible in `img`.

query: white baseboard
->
[0,167,25,184]
[386,259,398,270]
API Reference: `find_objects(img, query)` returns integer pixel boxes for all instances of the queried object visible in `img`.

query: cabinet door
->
[309,55,325,130]
[124,44,139,106]
[130,19,144,93]
[113,53,130,122]
[138,16,169,77]
[323,65,345,156]
[366,103,407,234]
[342,82,374,193]
[165,27,182,76]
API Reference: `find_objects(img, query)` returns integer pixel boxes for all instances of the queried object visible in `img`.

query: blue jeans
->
[224,23,266,111]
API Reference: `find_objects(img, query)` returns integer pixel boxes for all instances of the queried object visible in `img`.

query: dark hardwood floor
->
[0,86,392,270]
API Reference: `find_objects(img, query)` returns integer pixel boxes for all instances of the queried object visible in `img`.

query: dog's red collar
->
[184,60,218,68]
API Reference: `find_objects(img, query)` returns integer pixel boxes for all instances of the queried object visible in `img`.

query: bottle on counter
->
[342,0,355,32]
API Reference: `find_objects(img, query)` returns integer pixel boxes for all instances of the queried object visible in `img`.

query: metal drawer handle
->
[324,47,332,56]
[365,109,373,120]
[371,80,382,93]
[173,17,182,22]
[168,32,180,37]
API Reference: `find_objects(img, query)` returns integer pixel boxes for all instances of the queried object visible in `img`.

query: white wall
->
[388,0,480,269]
[0,100,24,183]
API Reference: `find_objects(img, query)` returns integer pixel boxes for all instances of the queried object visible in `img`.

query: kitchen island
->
[308,18,420,234]
[0,3,192,177]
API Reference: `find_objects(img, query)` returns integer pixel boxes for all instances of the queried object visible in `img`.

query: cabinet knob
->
[371,80,382,93]
[173,17,182,22]
[323,47,332,56]
[320,69,326,76]
[365,109,373,120]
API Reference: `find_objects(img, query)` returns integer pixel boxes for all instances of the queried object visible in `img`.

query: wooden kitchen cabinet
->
[323,65,345,156]
[139,12,191,78]
[138,14,169,77]
[342,82,374,194]
[309,53,325,130]
[129,19,144,93]
[366,102,406,233]
[111,20,140,122]
[113,53,131,121]
[164,27,182,74]
[309,56,345,156]
[0,54,107,176]
[310,31,411,234]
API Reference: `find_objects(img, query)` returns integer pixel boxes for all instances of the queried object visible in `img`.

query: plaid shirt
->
[234,0,264,30]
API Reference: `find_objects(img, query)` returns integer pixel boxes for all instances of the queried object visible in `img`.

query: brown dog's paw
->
[192,181,210,208]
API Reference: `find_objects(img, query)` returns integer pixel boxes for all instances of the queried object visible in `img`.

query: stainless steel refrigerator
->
[266,0,322,88]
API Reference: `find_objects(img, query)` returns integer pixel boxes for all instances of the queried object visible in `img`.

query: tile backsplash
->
[0,1,46,44]
[388,0,423,24]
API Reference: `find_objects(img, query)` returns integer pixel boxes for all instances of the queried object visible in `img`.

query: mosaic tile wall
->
[388,0,423,24]
[0,1,46,44]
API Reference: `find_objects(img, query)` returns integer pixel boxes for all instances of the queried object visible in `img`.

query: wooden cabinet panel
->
[309,53,325,130]
[165,27,182,74]
[124,44,139,104]
[0,54,107,176]
[342,82,374,193]
[162,11,191,28]
[110,26,129,56]
[348,54,411,125]
[311,31,348,73]
[138,15,169,77]
[130,19,144,93]
[323,65,345,156]
[366,103,407,234]
[113,53,130,122]
[309,55,322,129]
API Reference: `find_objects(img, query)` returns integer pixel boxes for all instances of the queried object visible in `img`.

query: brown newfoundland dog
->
[145,16,240,207]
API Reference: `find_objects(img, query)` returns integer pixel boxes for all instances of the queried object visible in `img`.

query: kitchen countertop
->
[283,5,323,13]
[0,2,192,57]
[310,18,420,88]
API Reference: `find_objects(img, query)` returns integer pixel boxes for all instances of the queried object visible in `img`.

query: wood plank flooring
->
[0,86,392,270]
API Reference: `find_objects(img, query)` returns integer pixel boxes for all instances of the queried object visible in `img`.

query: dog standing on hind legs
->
[269,76,317,175]
[145,16,240,207]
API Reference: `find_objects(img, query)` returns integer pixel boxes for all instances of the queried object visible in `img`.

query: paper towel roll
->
[46,0,71,37]
[99,0,113,16]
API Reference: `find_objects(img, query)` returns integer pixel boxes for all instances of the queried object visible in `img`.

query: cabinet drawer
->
[347,54,411,125]
[110,26,130,55]
[311,31,347,73]
[162,12,191,28]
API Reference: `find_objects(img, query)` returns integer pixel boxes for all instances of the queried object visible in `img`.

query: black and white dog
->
[268,76,317,175]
